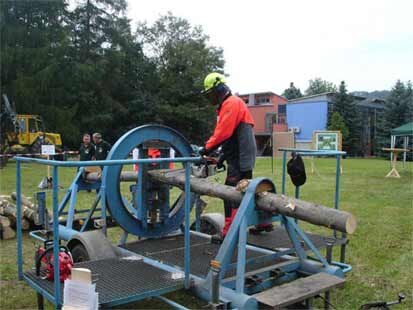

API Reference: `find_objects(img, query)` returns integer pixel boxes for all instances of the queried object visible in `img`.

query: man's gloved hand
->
[198,146,208,156]
[216,152,226,170]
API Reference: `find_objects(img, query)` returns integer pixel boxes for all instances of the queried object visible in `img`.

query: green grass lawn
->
[0,157,412,309]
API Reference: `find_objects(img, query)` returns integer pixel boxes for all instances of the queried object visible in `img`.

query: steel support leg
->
[37,293,44,310]
[340,233,347,263]
[324,240,334,310]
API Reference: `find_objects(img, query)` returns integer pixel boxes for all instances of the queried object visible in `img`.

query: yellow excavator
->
[1,94,62,167]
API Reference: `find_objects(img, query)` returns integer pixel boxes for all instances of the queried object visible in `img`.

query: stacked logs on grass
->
[0,193,42,240]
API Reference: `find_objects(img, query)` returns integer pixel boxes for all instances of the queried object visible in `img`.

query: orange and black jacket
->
[205,95,257,171]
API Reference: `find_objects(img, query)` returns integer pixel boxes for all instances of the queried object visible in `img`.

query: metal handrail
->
[15,155,200,307]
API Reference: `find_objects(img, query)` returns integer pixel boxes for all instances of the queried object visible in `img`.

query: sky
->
[127,0,413,95]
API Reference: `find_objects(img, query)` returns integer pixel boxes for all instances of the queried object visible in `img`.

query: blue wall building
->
[286,93,385,155]
[286,94,333,149]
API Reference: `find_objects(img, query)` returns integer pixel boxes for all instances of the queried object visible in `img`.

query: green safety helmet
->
[202,72,226,94]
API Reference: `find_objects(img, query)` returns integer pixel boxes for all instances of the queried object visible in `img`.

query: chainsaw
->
[192,153,226,178]
[35,239,73,282]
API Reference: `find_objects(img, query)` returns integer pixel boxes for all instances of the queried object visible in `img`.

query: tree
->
[1,0,156,147]
[328,112,349,140]
[375,80,413,155]
[305,78,337,96]
[136,13,225,144]
[330,81,361,155]
[65,0,158,144]
[404,81,413,123]
[380,80,413,142]
[282,82,302,100]
[0,0,81,144]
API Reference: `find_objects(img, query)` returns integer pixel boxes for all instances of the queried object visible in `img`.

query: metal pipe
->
[324,240,334,310]
[184,163,191,289]
[236,216,248,293]
[16,160,23,280]
[14,156,201,167]
[37,293,44,310]
[66,182,78,229]
[278,148,346,156]
[192,278,257,310]
[156,296,189,310]
[210,261,221,304]
[340,236,347,263]
[282,150,287,194]
[52,166,61,306]
[58,225,78,241]
[331,261,352,273]
[100,185,107,236]
[334,155,341,238]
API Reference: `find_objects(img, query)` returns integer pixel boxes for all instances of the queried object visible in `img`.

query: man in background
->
[93,133,111,161]
[79,133,95,162]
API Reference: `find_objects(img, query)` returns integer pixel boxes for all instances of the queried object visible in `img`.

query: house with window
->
[286,93,384,155]
[238,92,288,155]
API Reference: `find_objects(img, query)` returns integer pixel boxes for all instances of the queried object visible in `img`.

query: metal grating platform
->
[121,234,287,278]
[24,258,183,307]
[247,226,345,251]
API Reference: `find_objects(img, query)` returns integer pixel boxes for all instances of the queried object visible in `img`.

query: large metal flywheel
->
[103,125,194,237]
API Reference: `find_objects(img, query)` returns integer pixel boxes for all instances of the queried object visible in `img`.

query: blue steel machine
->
[15,125,354,309]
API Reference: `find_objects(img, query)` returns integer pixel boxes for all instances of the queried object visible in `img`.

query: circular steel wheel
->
[103,125,194,238]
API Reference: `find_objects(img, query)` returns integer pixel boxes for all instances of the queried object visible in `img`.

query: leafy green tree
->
[379,80,413,146]
[331,81,361,155]
[282,82,302,100]
[0,0,80,144]
[70,0,127,61]
[328,112,349,140]
[136,13,225,143]
[66,0,158,144]
[384,80,412,131]
[376,80,413,155]
[404,81,413,123]
[305,78,337,96]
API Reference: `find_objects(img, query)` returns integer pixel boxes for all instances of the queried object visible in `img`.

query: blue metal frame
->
[199,177,346,303]
[279,148,346,234]
[15,154,200,309]
[14,129,352,309]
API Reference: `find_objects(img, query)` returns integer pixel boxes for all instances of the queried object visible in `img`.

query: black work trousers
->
[224,163,252,217]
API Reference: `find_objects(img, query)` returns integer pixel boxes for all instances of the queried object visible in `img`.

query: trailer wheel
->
[190,213,224,235]
[71,244,90,263]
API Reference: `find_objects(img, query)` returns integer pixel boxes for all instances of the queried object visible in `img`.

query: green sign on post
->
[313,131,342,151]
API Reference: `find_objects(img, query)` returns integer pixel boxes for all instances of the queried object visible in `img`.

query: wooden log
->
[0,215,16,240]
[0,215,10,227]
[21,218,30,230]
[85,171,138,182]
[0,202,17,226]
[11,192,36,210]
[10,193,51,224]
[0,200,38,227]
[148,169,357,234]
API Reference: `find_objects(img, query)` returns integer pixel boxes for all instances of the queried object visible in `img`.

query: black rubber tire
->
[71,244,90,263]
[190,218,219,235]
[30,138,44,154]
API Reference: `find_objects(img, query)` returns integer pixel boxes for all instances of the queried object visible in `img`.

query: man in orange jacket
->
[199,72,258,238]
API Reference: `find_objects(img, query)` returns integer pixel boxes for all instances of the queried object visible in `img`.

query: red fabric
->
[222,208,238,237]
[205,96,254,150]
[148,148,161,158]
[148,148,174,169]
